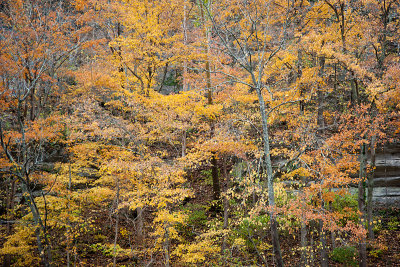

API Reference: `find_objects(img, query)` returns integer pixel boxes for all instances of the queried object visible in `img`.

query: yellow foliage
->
[0,225,39,266]
[173,239,220,265]
[283,167,312,180]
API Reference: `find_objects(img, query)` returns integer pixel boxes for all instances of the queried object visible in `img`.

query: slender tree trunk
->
[3,177,16,267]
[330,201,336,250]
[358,143,367,267]
[157,63,169,92]
[317,56,325,133]
[20,182,52,267]
[297,50,304,114]
[211,155,220,201]
[367,135,376,240]
[350,75,359,107]
[1,111,51,266]
[182,0,188,91]
[113,177,120,267]
[317,90,324,130]
[14,104,52,266]
[255,87,284,267]
[319,219,328,267]
[300,221,308,266]
[67,164,72,267]
[222,159,230,253]
[117,22,125,90]
[181,130,187,157]
[339,3,347,53]
[205,28,220,203]
[164,225,170,267]
[300,175,308,266]
[199,0,220,202]
[30,86,36,121]
[146,66,152,96]
[136,207,144,241]
[377,4,388,74]
[310,228,315,267]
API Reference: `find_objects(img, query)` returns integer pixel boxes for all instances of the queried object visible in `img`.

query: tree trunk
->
[319,220,328,267]
[310,229,315,267]
[30,86,36,121]
[113,177,120,267]
[211,156,220,201]
[300,174,308,266]
[164,225,170,267]
[3,177,16,267]
[330,201,336,250]
[199,0,220,202]
[182,0,188,91]
[297,50,304,114]
[367,136,376,240]
[67,164,72,267]
[317,56,325,133]
[350,75,359,107]
[181,130,186,157]
[21,182,52,267]
[136,207,144,241]
[222,159,230,252]
[358,143,367,267]
[157,63,169,93]
[255,87,284,267]
[300,221,308,266]
[1,107,52,266]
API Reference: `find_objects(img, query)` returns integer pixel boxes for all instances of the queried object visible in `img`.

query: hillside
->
[0,0,400,266]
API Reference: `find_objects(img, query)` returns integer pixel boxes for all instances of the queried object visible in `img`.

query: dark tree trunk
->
[300,221,307,266]
[222,159,230,252]
[367,136,376,240]
[199,1,220,203]
[319,220,328,267]
[211,155,220,201]
[358,143,367,267]
[317,56,325,133]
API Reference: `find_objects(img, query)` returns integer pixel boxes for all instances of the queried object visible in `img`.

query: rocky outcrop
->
[371,143,400,205]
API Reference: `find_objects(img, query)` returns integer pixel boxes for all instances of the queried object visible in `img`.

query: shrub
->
[387,217,399,231]
[331,193,358,226]
[178,203,208,238]
[234,215,270,251]
[330,246,357,266]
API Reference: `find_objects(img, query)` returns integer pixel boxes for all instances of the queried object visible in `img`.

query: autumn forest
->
[0,0,400,266]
